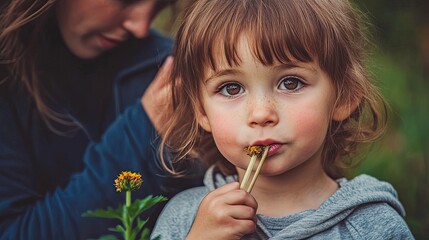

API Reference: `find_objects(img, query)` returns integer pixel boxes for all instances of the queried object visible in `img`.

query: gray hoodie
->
[151,166,414,239]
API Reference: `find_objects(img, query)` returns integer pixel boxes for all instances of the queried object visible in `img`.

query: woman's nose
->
[122,2,157,39]
[247,95,279,128]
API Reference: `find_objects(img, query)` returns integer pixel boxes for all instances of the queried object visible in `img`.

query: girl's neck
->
[246,158,338,217]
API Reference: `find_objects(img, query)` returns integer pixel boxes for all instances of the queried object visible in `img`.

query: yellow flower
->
[244,145,263,156]
[114,171,143,192]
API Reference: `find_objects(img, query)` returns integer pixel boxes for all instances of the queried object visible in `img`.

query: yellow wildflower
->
[114,171,143,192]
[244,145,263,156]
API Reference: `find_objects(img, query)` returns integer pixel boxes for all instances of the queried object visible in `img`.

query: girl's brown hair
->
[161,0,387,178]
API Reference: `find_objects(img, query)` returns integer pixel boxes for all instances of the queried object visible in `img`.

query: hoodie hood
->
[203,166,406,239]
[271,174,406,239]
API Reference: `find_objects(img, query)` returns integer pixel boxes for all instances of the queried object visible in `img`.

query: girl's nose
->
[122,1,157,39]
[247,96,279,128]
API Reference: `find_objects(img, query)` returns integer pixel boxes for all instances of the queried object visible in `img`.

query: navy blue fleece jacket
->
[0,29,202,239]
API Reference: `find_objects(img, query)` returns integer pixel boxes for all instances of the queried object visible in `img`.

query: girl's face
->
[198,36,337,178]
[56,0,160,59]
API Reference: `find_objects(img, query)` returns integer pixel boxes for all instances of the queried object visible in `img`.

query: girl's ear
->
[196,105,212,132]
[332,96,361,121]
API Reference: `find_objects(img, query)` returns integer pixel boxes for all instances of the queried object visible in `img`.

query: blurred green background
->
[352,1,429,239]
[153,0,429,238]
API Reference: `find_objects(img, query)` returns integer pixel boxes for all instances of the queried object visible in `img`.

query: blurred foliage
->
[153,0,429,238]
[352,1,429,239]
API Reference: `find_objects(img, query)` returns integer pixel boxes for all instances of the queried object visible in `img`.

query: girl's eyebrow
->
[272,62,317,73]
[272,62,300,70]
[205,69,241,83]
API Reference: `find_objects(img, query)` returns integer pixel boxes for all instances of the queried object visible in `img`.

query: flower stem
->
[125,191,132,240]
[126,191,131,207]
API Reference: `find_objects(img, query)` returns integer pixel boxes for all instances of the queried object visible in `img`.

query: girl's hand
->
[186,182,258,240]
[141,56,173,133]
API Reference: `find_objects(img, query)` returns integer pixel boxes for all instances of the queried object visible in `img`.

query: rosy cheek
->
[210,117,236,145]
[291,107,330,145]
[209,115,242,158]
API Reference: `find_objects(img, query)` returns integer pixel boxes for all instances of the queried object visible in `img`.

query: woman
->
[0,0,202,239]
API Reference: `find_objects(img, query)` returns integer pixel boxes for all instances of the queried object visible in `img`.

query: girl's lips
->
[249,140,283,157]
[267,143,282,157]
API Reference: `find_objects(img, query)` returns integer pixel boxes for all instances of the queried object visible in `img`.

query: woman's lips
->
[98,34,121,49]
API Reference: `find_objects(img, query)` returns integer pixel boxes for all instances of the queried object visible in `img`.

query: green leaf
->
[82,205,123,220]
[140,228,152,240]
[136,217,148,232]
[130,217,150,240]
[82,195,167,240]
[129,195,167,219]
[131,229,138,240]
[107,224,126,233]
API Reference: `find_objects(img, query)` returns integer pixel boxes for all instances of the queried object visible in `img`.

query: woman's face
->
[56,0,161,59]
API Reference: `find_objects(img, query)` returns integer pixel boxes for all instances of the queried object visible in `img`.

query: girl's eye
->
[278,76,305,91]
[218,83,244,97]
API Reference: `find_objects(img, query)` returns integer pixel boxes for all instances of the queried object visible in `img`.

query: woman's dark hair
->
[1,0,65,131]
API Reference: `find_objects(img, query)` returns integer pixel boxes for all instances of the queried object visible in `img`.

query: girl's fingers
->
[192,183,258,239]
[225,205,257,220]
[221,189,258,209]
[205,182,257,209]
[206,182,240,197]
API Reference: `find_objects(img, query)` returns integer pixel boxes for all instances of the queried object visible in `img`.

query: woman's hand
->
[141,56,174,133]
[186,182,258,240]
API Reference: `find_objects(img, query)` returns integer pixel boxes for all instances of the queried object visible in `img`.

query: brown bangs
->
[207,0,318,72]
[178,0,358,79]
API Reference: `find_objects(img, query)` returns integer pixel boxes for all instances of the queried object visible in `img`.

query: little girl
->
[152,0,414,239]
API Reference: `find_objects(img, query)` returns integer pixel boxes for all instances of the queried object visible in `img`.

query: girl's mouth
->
[267,143,282,157]
[247,141,283,158]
